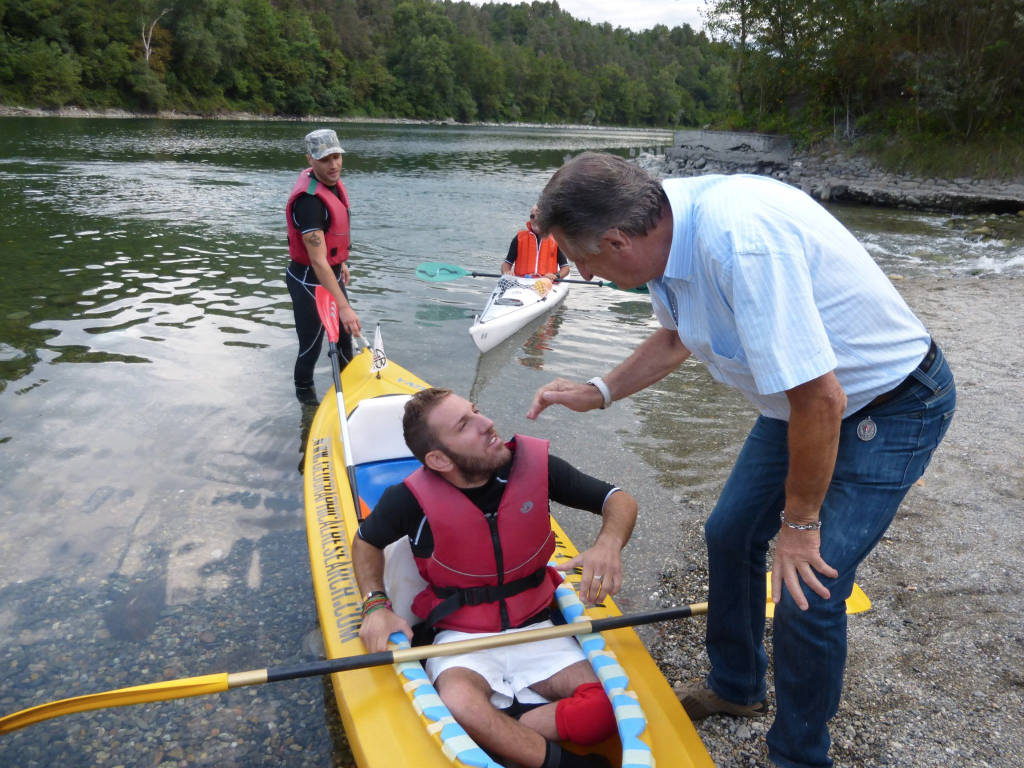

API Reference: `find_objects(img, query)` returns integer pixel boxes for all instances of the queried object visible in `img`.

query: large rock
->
[651,130,1024,214]
[667,129,793,174]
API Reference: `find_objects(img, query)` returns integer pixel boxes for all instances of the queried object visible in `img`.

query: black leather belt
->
[861,340,937,411]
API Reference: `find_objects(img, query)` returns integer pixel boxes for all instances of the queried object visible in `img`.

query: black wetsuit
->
[286,189,353,390]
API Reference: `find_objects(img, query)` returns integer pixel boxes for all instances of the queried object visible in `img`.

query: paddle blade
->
[608,282,649,294]
[843,582,872,614]
[764,573,871,617]
[314,286,341,344]
[370,324,388,373]
[0,673,229,735]
[415,261,470,282]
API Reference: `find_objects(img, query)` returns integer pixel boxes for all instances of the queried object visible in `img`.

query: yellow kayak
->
[303,346,713,767]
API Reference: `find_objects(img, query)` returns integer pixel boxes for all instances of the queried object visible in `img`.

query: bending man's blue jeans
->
[703,344,955,768]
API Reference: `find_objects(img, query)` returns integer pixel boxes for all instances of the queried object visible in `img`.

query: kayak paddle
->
[0,583,871,734]
[314,286,362,518]
[415,261,647,292]
[0,603,709,735]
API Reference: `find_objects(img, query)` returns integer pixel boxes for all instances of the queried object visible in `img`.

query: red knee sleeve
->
[555,682,616,745]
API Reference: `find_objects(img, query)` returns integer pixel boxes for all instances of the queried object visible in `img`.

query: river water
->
[0,118,1021,766]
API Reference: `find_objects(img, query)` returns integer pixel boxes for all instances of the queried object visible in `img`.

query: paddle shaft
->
[415,262,650,292]
[326,341,361,514]
[313,286,361,515]
[470,270,605,286]
[260,602,709,683]
[0,603,706,734]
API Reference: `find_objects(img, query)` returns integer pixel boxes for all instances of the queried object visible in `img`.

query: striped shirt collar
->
[654,175,732,284]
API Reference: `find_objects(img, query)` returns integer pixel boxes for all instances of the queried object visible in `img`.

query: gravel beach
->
[644,275,1024,767]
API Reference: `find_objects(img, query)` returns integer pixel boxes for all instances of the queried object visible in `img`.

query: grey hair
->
[534,152,668,253]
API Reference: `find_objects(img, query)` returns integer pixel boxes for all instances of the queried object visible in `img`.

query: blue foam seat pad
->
[355,457,423,512]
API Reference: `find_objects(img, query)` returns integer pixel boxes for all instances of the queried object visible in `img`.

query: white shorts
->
[424,620,587,708]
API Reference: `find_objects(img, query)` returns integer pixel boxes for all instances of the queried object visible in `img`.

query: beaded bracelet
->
[361,591,391,618]
[362,599,392,618]
[780,511,822,531]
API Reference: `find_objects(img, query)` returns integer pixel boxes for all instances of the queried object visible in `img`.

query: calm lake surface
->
[1,118,1021,766]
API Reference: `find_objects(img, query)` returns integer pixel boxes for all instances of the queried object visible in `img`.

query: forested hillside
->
[704,0,1024,142]
[2,0,1022,160]
[0,0,732,126]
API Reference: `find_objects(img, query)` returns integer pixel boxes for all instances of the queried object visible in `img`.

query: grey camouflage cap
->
[304,128,345,159]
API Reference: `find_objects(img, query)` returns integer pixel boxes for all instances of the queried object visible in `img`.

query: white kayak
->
[469,275,569,353]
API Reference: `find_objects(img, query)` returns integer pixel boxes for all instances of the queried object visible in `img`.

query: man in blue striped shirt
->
[526,152,956,768]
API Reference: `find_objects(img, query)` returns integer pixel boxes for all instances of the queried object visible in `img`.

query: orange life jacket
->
[514,226,560,276]
[285,168,350,266]
[404,435,562,632]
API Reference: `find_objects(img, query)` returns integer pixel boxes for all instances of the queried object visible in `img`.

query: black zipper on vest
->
[485,512,510,630]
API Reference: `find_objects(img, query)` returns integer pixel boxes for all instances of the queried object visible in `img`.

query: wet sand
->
[644,275,1024,767]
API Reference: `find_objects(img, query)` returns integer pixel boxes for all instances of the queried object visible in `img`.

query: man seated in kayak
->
[502,205,572,281]
[353,387,636,768]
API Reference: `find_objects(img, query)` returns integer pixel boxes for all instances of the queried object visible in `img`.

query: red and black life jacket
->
[404,434,562,633]
[285,168,350,266]
[514,226,560,277]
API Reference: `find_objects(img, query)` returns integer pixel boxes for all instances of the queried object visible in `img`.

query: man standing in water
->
[285,128,362,405]
[526,152,956,768]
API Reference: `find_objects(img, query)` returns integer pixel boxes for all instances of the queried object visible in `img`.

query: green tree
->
[895,0,1024,138]
[12,38,83,106]
[452,38,507,121]
[389,1,458,118]
[130,58,168,109]
[0,0,738,127]
[704,0,755,111]
[649,64,684,126]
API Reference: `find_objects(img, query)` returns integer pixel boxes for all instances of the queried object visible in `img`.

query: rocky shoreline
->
[637,130,1024,215]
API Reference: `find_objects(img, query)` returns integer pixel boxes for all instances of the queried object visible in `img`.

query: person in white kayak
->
[502,205,571,281]
[353,387,638,768]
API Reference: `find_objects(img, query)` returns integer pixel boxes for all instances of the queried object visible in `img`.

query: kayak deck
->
[303,349,713,767]
[470,276,569,353]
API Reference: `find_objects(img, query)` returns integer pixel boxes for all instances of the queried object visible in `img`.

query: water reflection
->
[0,528,331,766]
[469,309,566,401]
[519,312,564,370]
[628,362,756,494]
[1,118,671,169]
[1,229,285,383]
[414,299,474,326]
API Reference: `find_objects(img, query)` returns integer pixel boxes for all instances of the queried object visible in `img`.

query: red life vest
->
[405,434,562,633]
[514,226,560,277]
[285,168,350,266]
